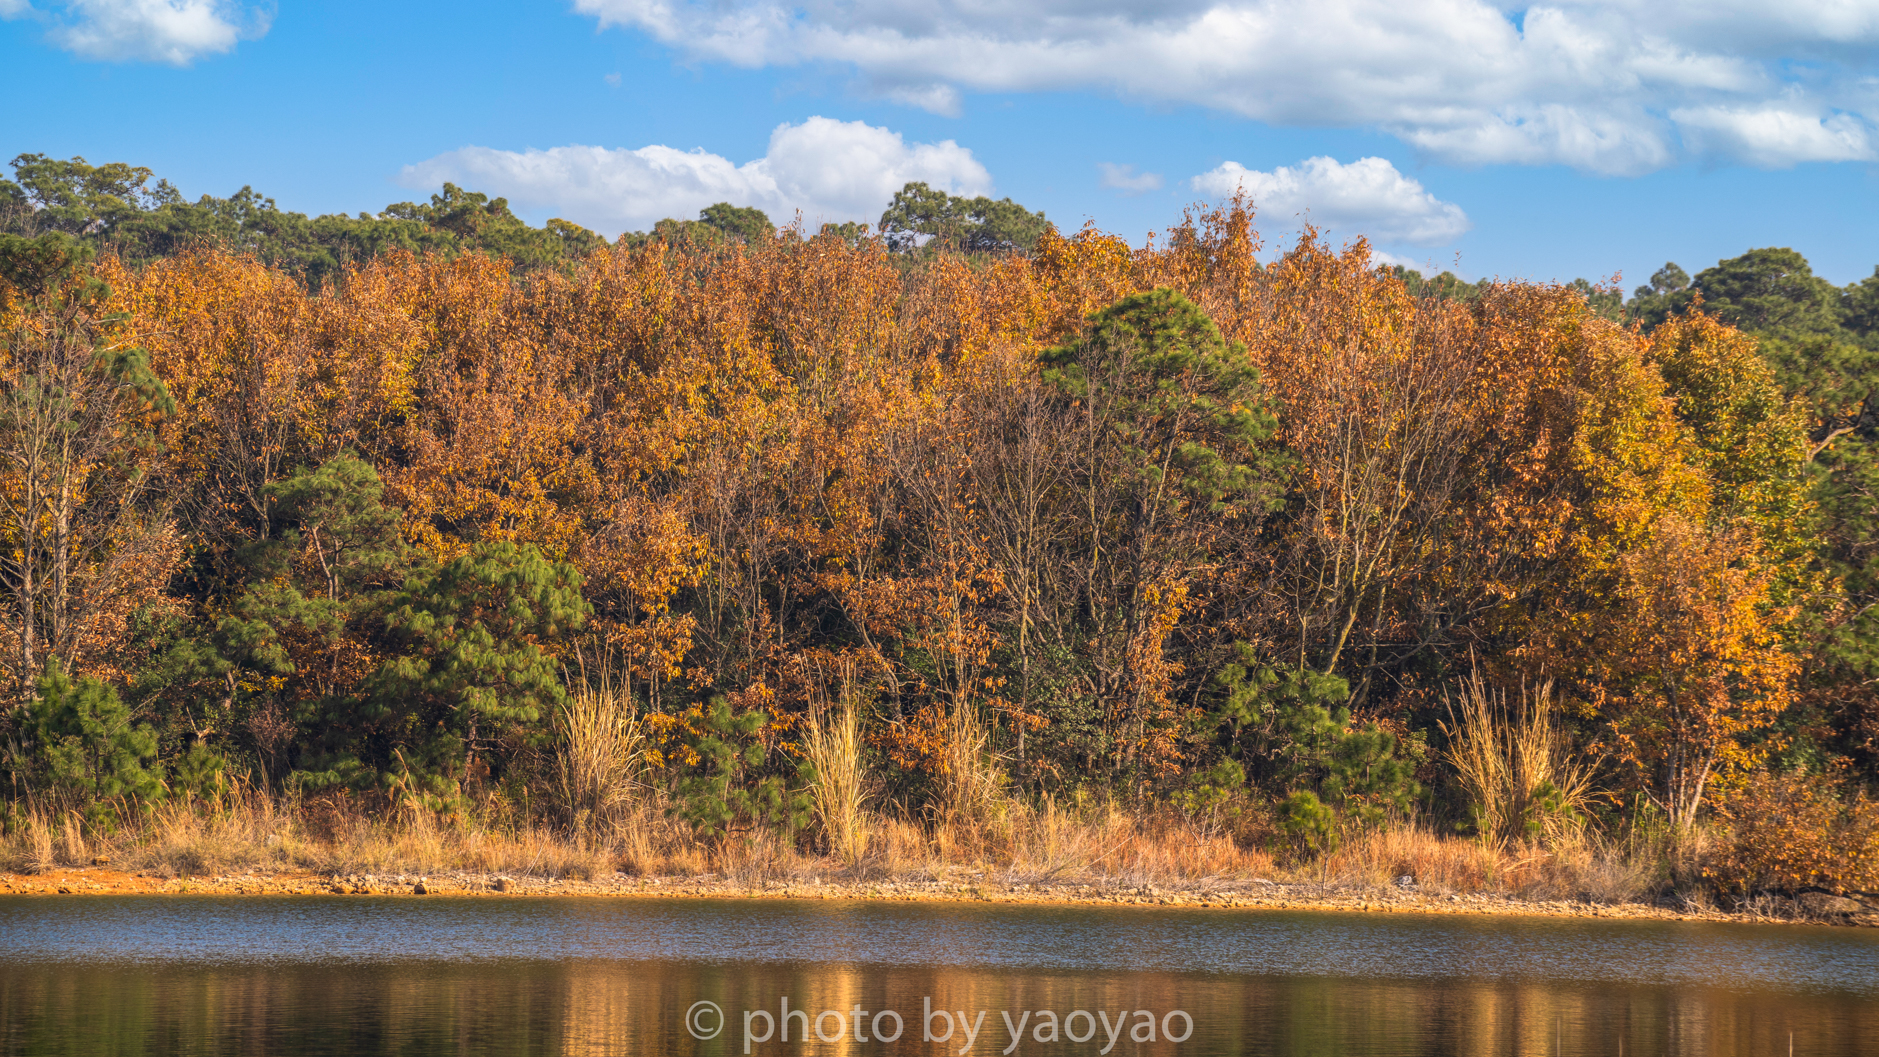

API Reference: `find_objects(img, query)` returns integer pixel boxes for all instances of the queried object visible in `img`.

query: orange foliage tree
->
[0,195,1829,843]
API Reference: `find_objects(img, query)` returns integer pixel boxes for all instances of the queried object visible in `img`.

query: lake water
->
[1,895,1874,1056]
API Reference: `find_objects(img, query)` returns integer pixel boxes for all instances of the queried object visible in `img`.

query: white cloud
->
[1192,156,1471,245]
[15,0,269,64]
[1670,103,1874,167]
[1097,163,1164,195]
[400,116,992,236]
[573,0,1879,173]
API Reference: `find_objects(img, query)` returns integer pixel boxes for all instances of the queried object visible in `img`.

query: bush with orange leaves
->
[1708,769,1879,896]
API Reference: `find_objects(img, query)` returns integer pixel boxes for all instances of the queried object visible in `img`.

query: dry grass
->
[939,703,1010,833]
[1521,831,1659,903]
[0,787,1662,907]
[554,673,646,832]
[1321,823,1501,893]
[21,809,55,873]
[1443,671,1601,848]
[1297,822,1659,903]
[0,658,1659,902]
[801,698,869,867]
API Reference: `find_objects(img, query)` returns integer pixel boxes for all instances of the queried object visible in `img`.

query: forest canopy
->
[4,151,1878,898]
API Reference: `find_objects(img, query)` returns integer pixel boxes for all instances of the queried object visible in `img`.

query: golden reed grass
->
[0,790,1661,903]
[1443,670,1601,848]
[801,700,869,867]
[554,672,647,833]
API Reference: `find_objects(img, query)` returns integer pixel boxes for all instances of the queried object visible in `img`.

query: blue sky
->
[4,0,1878,286]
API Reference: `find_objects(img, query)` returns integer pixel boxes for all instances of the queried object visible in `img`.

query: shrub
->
[1172,758,1245,818]
[24,661,162,807]
[1212,648,1421,829]
[1707,769,1879,896]
[1324,723,1420,828]
[169,744,231,802]
[670,698,813,841]
[1279,790,1338,859]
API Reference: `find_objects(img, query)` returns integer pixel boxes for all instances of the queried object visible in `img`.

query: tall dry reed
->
[1443,670,1599,847]
[554,673,645,831]
[22,808,56,873]
[801,700,869,867]
[940,703,1008,835]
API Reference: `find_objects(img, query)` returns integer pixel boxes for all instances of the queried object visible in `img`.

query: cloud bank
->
[1192,156,1471,246]
[400,117,992,235]
[573,0,1879,173]
[5,0,269,64]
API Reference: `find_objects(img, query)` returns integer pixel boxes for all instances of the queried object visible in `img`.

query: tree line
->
[2,151,1875,893]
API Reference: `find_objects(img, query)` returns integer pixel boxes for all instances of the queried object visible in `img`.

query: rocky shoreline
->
[5,866,1875,928]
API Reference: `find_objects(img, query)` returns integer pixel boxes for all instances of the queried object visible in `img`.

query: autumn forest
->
[3,153,1878,902]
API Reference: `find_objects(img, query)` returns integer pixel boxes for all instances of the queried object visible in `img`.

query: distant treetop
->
[877,181,1050,254]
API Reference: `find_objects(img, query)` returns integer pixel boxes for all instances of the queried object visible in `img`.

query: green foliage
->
[0,231,93,303]
[1845,268,1879,339]
[628,219,731,252]
[352,541,589,794]
[24,660,162,804]
[252,455,407,580]
[1646,314,1816,573]
[1386,266,1484,302]
[1323,723,1421,827]
[2,156,606,285]
[1041,287,1288,512]
[1212,645,1420,827]
[218,454,412,678]
[1279,790,1339,857]
[1213,644,1352,780]
[120,186,459,283]
[698,202,774,243]
[169,743,231,802]
[1170,757,1246,816]
[1517,780,1577,839]
[5,153,164,236]
[1694,248,1849,339]
[1566,277,1625,321]
[618,202,777,253]
[377,183,605,267]
[1659,249,1876,421]
[1390,266,1617,318]
[670,698,813,840]
[137,456,412,790]
[816,221,870,246]
[878,181,1049,254]
[1626,261,1692,329]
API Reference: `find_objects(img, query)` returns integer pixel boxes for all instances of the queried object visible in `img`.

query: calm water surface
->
[1,895,1873,1056]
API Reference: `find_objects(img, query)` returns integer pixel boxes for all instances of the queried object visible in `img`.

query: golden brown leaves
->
[69,206,1816,812]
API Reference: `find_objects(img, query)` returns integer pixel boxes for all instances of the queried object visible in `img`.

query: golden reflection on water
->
[4,933,1874,1055]
[516,961,1864,1057]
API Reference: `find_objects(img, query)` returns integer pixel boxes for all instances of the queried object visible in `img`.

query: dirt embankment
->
[6,866,1875,928]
